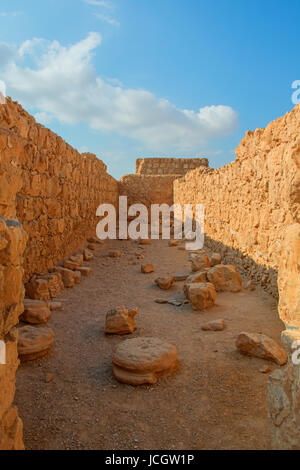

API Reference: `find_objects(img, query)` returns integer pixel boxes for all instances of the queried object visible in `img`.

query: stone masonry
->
[136,157,209,175]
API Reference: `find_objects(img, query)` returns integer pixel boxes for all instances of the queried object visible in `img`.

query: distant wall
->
[174,105,300,299]
[136,157,208,175]
[0,99,119,282]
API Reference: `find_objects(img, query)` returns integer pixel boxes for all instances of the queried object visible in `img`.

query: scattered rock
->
[73,271,82,284]
[210,253,222,267]
[18,326,54,362]
[201,319,225,331]
[87,243,99,251]
[155,276,175,290]
[21,299,51,325]
[109,251,121,258]
[25,278,50,301]
[154,298,168,304]
[168,299,183,307]
[83,248,94,261]
[87,237,102,245]
[51,267,75,288]
[45,373,54,383]
[184,282,216,311]
[64,260,82,271]
[236,332,288,365]
[174,273,189,282]
[190,252,210,272]
[168,240,179,247]
[207,265,242,292]
[141,264,155,274]
[139,239,151,245]
[112,337,178,385]
[77,266,92,277]
[105,306,139,335]
[50,301,63,311]
[69,254,84,267]
[259,365,271,374]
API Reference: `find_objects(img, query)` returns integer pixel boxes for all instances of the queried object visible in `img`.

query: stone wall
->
[0,129,27,450]
[119,174,178,213]
[0,99,119,282]
[136,157,209,175]
[174,104,300,299]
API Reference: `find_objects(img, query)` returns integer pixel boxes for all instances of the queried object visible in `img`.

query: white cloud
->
[95,12,120,26]
[0,33,239,152]
[84,0,113,9]
[0,11,22,18]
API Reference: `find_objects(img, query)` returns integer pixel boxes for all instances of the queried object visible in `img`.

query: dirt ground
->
[15,239,285,450]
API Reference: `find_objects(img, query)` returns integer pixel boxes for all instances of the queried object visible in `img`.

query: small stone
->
[83,248,94,261]
[50,301,63,311]
[105,306,139,335]
[141,264,155,274]
[73,271,82,284]
[112,337,178,385]
[236,332,288,365]
[87,243,99,251]
[259,365,271,374]
[77,267,92,277]
[168,240,179,247]
[174,274,189,282]
[201,319,225,331]
[45,373,54,383]
[154,299,168,304]
[109,251,121,258]
[139,239,151,245]
[168,300,183,307]
[155,276,175,290]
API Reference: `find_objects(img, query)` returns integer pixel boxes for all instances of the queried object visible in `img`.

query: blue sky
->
[0,0,299,178]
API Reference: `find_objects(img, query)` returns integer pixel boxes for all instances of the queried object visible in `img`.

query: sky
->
[0,0,299,179]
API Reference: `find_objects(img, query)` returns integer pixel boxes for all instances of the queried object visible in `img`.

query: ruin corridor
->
[0,99,299,450]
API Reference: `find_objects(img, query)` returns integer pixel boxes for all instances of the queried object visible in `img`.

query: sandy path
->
[15,239,285,450]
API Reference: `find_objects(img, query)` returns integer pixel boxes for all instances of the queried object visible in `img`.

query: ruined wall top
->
[136,157,209,175]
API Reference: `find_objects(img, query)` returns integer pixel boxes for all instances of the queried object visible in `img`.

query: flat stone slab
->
[18,326,54,362]
[112,337,178,385]
[201,319,225,331]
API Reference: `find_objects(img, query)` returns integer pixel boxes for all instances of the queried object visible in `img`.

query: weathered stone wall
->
[136,157,209,175]
[0,129,27,450]
[119,174,178,212]
[174,104,300,299]
[0,99,119,282]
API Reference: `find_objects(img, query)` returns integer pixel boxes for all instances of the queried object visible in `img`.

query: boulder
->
[207,265,242,292]
[41,272,64,298]
[201,319,225,331]
[183,271,208,298]
[236,332,288,365]
[141,264,155,274]
[112,337,178,385]
[21,299,51,325]
[210,253,222,267]
[18,326,54,362]
[190,252,210,272]
[185,282,216,311]
[155,276,175,290]
[105,306,138,335]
